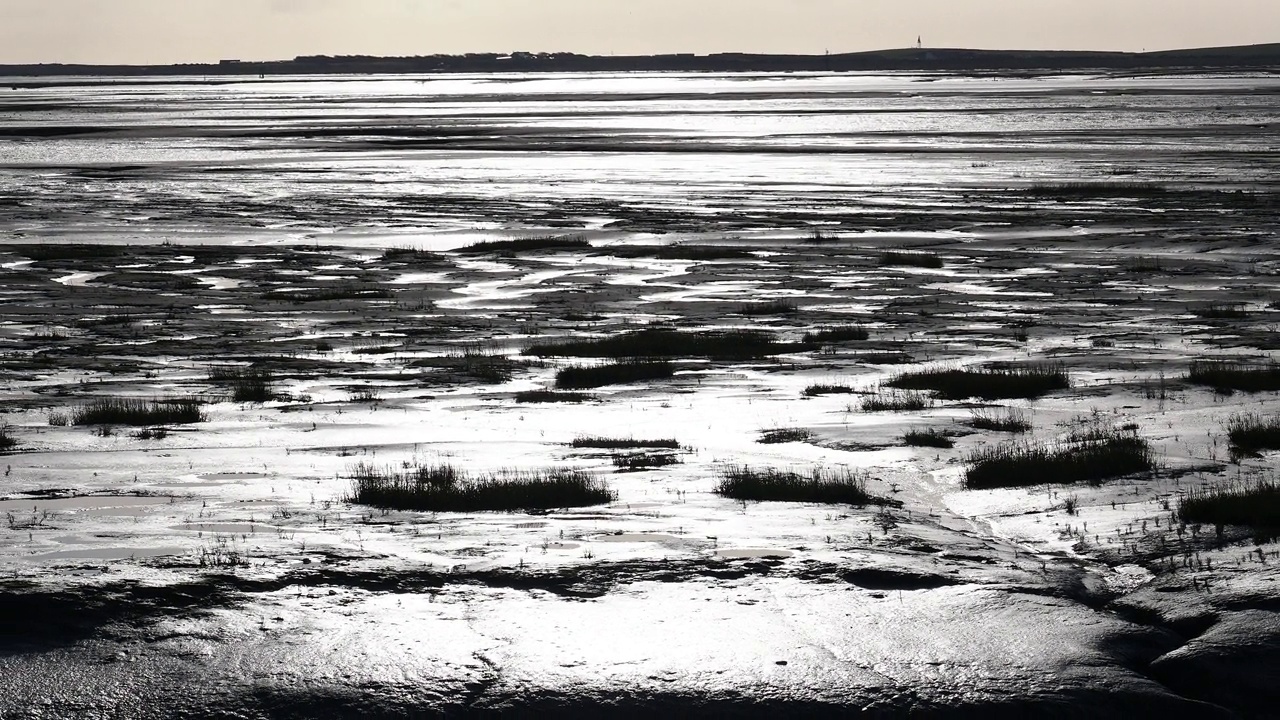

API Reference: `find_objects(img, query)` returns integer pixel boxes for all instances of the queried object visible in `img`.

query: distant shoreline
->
[3,43,1279,80]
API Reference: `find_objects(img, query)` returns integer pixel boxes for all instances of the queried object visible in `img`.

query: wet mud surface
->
[1,70,1279,717]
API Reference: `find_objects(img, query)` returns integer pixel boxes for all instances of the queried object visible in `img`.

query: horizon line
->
[3,41,1279,68]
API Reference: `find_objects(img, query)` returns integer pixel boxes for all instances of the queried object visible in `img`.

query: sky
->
[0,0,1276,65]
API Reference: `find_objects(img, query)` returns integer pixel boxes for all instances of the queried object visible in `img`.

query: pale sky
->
[0,0,1276,65]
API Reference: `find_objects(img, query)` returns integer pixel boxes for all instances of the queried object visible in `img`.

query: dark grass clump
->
[131,427,170,441]
[611,452,683,472]
[858,390,934,412]
[737,300,799,316]
[903,428,955,449]
[887,364,1069,401]
[804,228,839,245]
[572,436,681,450]
[969,407,1032,433]
[18,244,129,262]
[209,366,276,403]
[0,425,18,453]
[1187,360,1280,394]
[555,360,674,390]
[380,247,446,265]
[526,328,808,360]
[879,251,943,269]
[70,398,206,427]
[515,390,594,404]
[964,429,1155,490]
[1179,482,1280,542]
[608,245,751,261]
[349,462,614,513]
[1194,303,1248,320]
[803,325,869,344]
[414,345,524,384]
[1225,413,1280,459]
[758,427,815,444]
[716,466,898,507]
[449,347,519,384]
[1026,182,1168,198]
[457,235,589,255]
[803,383,856,397]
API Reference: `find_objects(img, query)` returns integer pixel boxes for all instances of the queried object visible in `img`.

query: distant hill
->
[2,44,1278,80]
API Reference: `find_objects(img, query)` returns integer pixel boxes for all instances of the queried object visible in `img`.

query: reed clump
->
[348,463,614,512]
[1179,481,1280,542]
[70,398,206,427]
[964,428,1154,490]
[888,365,1069,401]
[555,360,674,390]
[716,466,898,507]
[526,328,808,360]
[1186,360,1280,394]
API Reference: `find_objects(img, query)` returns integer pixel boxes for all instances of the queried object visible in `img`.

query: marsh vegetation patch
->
[964,428,1155,490]
[349,462,615,513]
[716,466,898,507]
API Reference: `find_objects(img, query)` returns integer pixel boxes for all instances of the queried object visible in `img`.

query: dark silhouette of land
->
[2,44,1278,82]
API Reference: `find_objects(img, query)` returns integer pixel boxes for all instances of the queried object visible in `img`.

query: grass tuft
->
[1194,303,1248,320]
[737,300,799,316]
[611,452,683,472]
[209,366,276,402]
[607,245,752,261]
[131,427,170,440]
[0,426,18,453]
[716,466,898,507]
[1179,482,1280,542]
[571,436,681,450]
[969,407,1032,433]
[903,428,955,449]
[803,383,856,397]
[1026,182,1168,198]
[348,463,614,512]
[70,398,205,427]
[888,364,1069,401]
[964,428,1154,490]
[555,360,674,390]
[458,235,589,255]
[1225,413,1280,459]
[381,247,446,264]
[1186,360,1280,394]
[526,328,808,360]
[757,427,815,444]
[858,390,934,412]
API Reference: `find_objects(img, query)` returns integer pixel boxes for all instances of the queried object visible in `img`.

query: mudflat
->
[0,70,1278,718]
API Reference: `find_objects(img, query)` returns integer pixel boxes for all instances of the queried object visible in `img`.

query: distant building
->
[219,59,242,65]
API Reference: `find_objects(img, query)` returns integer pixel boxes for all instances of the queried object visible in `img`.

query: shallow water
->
[2,71,1277,247]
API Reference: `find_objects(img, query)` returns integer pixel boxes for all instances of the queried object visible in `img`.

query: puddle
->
[0,496,175,516]
[24,547,186,562]
[195,276,245,291]
[715,548,796,559]
[173,523,281,535]
[391,272,453,285]
[53,272,110,287]
[540,542,580,551]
